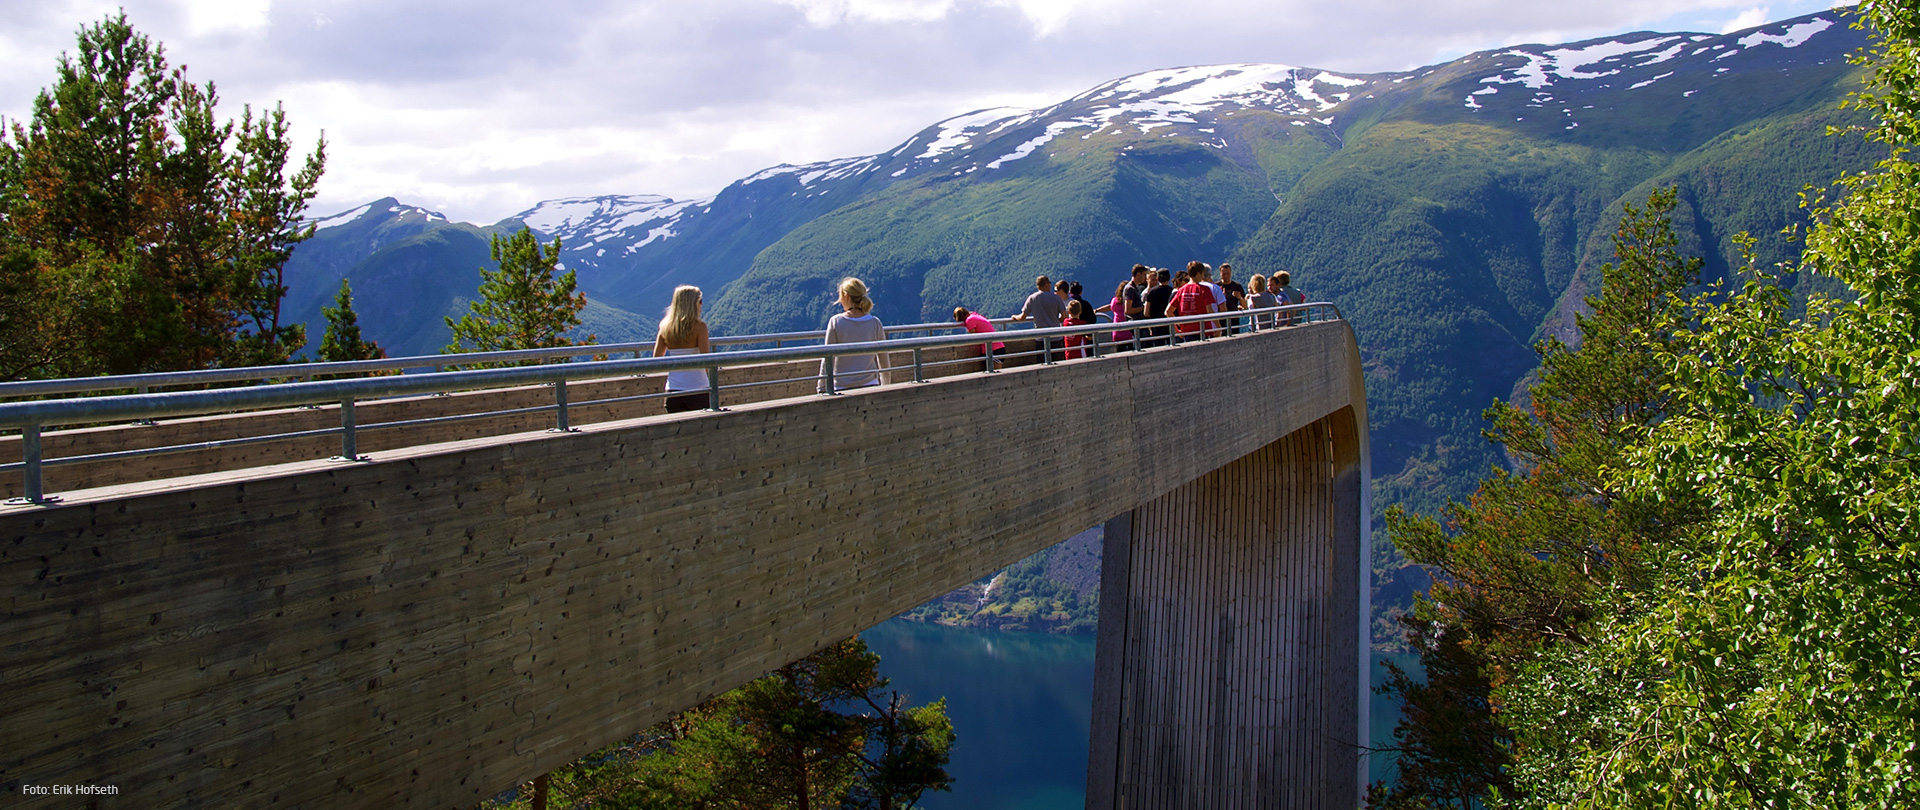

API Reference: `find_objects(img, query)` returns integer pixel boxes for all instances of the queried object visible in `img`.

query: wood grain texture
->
[0,322,1363,808]
[1086,409,1368,808]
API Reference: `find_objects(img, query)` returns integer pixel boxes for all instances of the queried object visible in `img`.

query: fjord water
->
[862,620,1096,809]
[863,619,1412,808]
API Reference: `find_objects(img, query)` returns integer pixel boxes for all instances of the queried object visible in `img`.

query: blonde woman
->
[819,277,887,392]
[1246,274,1279,328]
[653,285,712,413]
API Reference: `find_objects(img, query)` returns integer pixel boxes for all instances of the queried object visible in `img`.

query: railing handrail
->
[0,304,1335,430]
[0,316,1044,400]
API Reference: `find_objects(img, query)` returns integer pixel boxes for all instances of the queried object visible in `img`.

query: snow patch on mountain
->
[987,121,1086,169]
[1739,17,1833,49]
[513,194,708,254]
[308,200,377,228]
[1079,63,1372,124]
[307,198,447,230]
[916,108,1027,159]
[1483,32,1716,90]
[738,155,877,189]
[1629,71,1675,90]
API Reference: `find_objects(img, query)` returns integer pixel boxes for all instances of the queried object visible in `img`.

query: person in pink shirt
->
[1096,280,1133,348]
[953,307,1006,372]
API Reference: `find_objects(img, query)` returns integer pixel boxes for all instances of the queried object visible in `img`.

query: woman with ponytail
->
[652,285,712,413]
[819,277,888,391]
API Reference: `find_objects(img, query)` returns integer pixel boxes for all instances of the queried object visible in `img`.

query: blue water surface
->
[862,619,1412,808]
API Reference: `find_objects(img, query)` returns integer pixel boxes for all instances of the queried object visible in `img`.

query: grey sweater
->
[821,313,885,390]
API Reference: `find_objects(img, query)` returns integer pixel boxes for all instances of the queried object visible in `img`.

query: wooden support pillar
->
[1086,408,1366,808]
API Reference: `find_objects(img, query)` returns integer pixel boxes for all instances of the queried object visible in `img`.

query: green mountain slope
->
[283,200,652,356]
[708,132,1277,332]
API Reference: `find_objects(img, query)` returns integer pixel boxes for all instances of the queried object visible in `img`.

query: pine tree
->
[444,228,590,356]
[0,13,324,380]
[317,279,383,363]
[1370,188,1705,806]
[485,639,954,809]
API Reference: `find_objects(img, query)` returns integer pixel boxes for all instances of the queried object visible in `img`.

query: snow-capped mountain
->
[295,5,1864,392]
[307,198,449,229]
[512,194,707,261]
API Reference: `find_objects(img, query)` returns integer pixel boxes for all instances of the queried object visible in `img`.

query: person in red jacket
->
[1061,299,1093,359]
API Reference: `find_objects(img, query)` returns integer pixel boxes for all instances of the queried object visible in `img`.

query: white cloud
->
[1720,5,1773,33]
[179,0,272,35]
[782,0,959,26]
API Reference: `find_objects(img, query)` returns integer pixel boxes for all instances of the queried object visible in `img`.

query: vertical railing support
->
[1042,337,1054,365]
[912,348,925,382]
[822,355,838,395]
[1091,330,1102,358]
[707,364,724,411]
[984,341,997,373]
[339,398,359,461]
[1133,329,1143,352]
[13,424,48,504]
[553,380,572,432]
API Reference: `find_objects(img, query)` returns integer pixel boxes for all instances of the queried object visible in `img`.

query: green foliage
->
[0,12,324,379]
[317,279,383,362]
[1376,4,1920,804]
[444,228,590,355]
[485,639,953,809]
[1371,187,1706,807]
[1498,3,1920,803]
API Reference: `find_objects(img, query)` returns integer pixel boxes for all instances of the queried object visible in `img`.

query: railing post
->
[984,341,997,373]
[706,364,724,411]
[1133,329,1143,352]
[1042,337,1054,365]
[10,424,50,504]
[822,355,838,395]
[1090,330,1102,358]
[552,380,573,432]
[912,348,925,383]
[339,398,359,461]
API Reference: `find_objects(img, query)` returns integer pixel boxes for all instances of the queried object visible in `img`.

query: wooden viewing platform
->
[0,314,1369,808]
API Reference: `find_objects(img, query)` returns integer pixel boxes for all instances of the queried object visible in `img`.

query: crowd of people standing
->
[649,261,1306,409]
[997,261,1305,350]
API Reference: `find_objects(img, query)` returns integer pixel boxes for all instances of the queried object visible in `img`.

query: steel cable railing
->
[0,303,1342,503]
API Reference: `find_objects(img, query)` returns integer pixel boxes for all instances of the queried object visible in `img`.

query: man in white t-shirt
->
[1198,263,1227,337]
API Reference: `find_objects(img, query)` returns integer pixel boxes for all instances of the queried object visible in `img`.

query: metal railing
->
[0,317,1050,401]
[0,303,1341,504]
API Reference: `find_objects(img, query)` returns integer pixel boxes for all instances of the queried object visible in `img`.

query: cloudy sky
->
[1,0,1845,224]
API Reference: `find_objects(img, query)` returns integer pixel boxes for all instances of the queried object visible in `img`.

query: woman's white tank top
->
[664,347,710,391]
